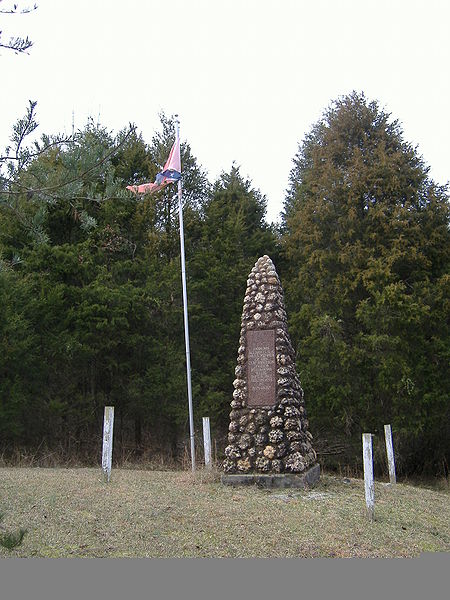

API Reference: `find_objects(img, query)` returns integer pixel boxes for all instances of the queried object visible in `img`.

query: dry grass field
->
[1,467,448,558]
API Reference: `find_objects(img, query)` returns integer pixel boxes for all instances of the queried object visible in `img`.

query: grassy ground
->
[0,467,448,558]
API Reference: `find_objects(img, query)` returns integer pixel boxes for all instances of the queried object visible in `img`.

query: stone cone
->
[223,255,317,475]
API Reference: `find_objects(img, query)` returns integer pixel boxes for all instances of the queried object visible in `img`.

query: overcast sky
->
[1,0,449,222]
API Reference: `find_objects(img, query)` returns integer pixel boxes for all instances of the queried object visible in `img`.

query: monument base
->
[221,463,320,489]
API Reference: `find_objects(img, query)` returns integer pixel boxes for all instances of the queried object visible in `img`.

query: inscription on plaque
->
[247,329,276,407]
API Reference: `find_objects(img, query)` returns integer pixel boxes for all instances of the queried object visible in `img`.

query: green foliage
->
[190,166,278,427]
[1,95,448,476]
[282,92,450,474]
[0,512,27,550]
[0,109,277,459]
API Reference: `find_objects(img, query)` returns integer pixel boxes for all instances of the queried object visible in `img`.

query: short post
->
[384,424,396,484]
[102,406,114,483]
[362,433,375,521]
[202,417,212,469]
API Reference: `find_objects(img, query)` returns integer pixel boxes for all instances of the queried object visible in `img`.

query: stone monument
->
[222,255,320,488]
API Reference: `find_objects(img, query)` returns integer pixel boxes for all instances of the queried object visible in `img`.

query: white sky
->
[1,0,449,223]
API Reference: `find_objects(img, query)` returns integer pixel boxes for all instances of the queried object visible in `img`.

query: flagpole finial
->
[174,114,180,141]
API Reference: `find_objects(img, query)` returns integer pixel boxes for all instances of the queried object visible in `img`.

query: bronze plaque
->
[247,329,276,407]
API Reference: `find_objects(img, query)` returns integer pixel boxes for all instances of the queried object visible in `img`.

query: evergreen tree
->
[190,166,278,431]
[282,92,449,475]
[0,111,212,458]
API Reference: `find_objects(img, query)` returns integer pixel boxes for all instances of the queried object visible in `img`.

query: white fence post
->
[102,406,114,483]
[202,417,212,469]
[384,424,396,484]
[362,433,375,521]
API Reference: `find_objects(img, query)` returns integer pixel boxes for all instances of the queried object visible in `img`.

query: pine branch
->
[0,36,33,53]
[0,1,38,54]
[1,124,137,197]
[0,2,38,14]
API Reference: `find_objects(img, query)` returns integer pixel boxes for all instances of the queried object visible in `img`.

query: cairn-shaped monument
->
[222,255,319,488]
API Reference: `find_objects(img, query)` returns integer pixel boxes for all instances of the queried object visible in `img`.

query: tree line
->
[1,93,448,476]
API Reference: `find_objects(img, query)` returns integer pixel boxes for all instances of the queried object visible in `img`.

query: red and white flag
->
[127,137,181,195]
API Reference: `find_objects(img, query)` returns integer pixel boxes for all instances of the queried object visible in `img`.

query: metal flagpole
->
[175,115,196,472]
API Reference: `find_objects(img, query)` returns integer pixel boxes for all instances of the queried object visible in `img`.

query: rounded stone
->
[268,429,284,444]
[284,418,300,431]
[275,442,288,458]
[277,367,290,376]
[229,421,239,433]
[255,456,271,472]
[279,396,298,405]
[284,452,306,473]
[225,444,241,459]
[270,416,284,429]
[246,421,257,434]
[284,406,301,418]
[271,459,283,473]
[237,433,252,449]
[263,445,276,459]
[237,458,251,473]
[289,441,302,453]
[255,433,267,446]
[239,415,248,427]
[254,412,266,426]
[222,458,236,473]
